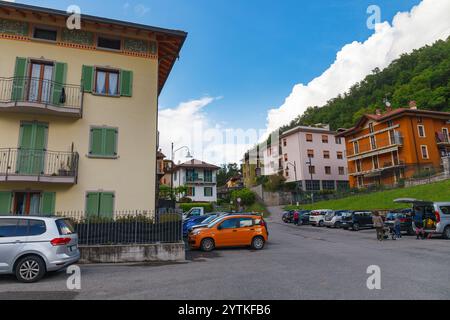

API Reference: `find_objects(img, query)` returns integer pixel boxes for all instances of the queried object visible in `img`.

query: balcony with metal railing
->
[184,175,216,185]
[346,134,404,159]
[0,148,79,184]
[436,132,450,145]
[349,159,406,176]
[0,77,83,118]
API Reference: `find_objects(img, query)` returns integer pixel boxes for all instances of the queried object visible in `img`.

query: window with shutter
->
[40,192,56,216]
[52,62,67,105]
[86,192,114,218]
[12,57,28,101]
[81,65,94,92]
[120,70,133,97]
[89,127,118,158]
[0,192,13,215]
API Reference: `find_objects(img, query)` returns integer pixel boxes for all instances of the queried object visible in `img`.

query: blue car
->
[183,215,211,237]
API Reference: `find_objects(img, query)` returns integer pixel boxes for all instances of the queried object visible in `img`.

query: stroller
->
[383,223,397,240]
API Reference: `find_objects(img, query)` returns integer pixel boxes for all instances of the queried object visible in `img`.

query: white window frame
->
[420,145,429,159]
[417,125,426,138]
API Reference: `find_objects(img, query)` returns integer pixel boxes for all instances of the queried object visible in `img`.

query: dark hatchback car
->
[298,211,311,225]
[282,211,295,223]
[385,209,414,235]
[341,211,374,231]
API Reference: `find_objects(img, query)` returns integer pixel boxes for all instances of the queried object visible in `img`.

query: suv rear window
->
[29,220,46,236]
[56,219,76,235]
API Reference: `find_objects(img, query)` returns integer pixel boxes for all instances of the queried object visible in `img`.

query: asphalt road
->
[1,207,449,300]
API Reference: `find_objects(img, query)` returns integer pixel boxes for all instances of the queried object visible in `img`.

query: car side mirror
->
[217,225,223,231]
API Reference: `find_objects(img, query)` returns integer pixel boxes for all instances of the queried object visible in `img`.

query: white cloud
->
[159,97,264,165]
[134,4,150,17]
[265,0,450,135]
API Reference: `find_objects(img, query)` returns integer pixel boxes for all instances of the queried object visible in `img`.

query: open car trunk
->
[394,199,437,232]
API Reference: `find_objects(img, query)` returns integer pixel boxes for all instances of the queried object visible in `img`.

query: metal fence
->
[51,210,183,246]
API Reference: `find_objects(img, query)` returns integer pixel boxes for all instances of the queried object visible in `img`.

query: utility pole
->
[306,156,314,204]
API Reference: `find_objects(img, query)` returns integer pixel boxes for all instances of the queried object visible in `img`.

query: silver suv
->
[394,199,450,239]
[0,216,80,283]
[324,210,351,228]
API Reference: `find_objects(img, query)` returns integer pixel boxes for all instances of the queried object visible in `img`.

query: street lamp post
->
[285,161,299,206]
[306,156,314,204]
[170,143,193,196]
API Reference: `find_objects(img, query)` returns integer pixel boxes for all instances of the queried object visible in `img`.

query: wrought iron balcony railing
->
[436,132,450,144]
[0,77,83,117]
[0,148,79,184]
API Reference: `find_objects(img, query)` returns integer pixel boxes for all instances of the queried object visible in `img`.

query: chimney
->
[375,109,382,116]
[409,101,417,110]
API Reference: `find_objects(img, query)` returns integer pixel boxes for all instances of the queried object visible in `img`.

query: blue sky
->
[12,0,421,130]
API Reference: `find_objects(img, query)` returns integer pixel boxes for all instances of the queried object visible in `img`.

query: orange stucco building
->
[337,104,450,188]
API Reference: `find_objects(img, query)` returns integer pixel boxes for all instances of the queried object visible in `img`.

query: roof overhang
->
[0,2,187,95]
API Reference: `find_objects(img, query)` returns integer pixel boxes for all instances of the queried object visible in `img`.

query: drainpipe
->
[409,117,421,173]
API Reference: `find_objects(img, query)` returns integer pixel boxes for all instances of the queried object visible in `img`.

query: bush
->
[179,202,214,213]
[179,197,193,203]
[231,188,256,206]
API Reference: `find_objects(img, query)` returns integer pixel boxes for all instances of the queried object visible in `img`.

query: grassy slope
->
[286,180,450,211]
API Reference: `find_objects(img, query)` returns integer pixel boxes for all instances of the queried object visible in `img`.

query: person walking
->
[413,209,425,240]
[293,210,300,226]
[372,211,385,241]
[394,216,402,239]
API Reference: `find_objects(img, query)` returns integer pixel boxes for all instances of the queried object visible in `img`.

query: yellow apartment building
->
[0,3,187,216]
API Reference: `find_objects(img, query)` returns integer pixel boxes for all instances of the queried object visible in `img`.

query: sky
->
[3,0,450,165]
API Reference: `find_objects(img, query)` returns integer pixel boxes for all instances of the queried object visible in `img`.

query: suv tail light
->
[260,219,266,227]
[435,211,441,223]
[50,238,72,246]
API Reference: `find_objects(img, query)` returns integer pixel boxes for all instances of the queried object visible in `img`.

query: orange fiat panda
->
[188,214,268,252]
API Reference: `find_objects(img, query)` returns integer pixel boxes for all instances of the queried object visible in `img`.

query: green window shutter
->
[81,65,94,92]
[12,57,28,101]
[0,192,13,215]
[86,192,100,218]
[89,128,103,156]
[120,70,133,97]
[17,123,34,174]
[52,62,67,106]
[104,128,117,157]
[99,193,114,219]
[31,124,47,175]
[40,192,56,216]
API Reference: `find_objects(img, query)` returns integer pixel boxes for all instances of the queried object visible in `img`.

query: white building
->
[280,125,349,191]
[172,159,220,202]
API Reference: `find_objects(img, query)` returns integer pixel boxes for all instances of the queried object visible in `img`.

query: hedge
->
[179,202,214,213]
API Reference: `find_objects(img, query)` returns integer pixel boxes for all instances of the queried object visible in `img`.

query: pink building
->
[280,125,349,191]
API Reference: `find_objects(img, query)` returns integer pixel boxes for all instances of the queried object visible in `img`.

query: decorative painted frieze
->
[124,38,157,55]
[0,18,29,36]
[61,29,95,46]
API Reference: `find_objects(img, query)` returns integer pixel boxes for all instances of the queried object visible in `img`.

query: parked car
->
[188,213,229,233]
[309,210,333,227]
[188,214,269,252]
[394,199,450,239]
[183,215,212,237]
[282,210,295,223]
[0,216,80,283]
[324,210,351,228]
[341,211,374,231]
[384,209,414,235]
[299,211,311,225]
[182,207,206,221]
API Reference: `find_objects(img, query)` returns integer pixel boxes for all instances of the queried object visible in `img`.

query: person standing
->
[293,210,300,226]
[372,211,385,241]
[394,216,402,239]
[413,208,425,240]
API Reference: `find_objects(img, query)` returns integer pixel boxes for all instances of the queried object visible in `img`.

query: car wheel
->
[251,236,265,250]
[353,223,360,231]
[318,220,324,227]
[15,255,46,283]
[335,222,341,229]
[443,226,450,240]
[200,238,215,252]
